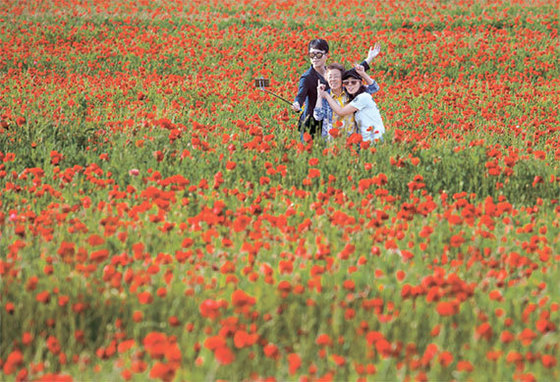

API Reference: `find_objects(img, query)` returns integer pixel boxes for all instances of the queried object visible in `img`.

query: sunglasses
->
[308,52,326,59]
[343,79,361,86]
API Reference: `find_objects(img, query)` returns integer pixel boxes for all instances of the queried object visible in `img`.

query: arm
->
[365,80,380,94]
[364,42,381,67]
[355,64,380,94]
[292,71,312,112]
[314,90,325,120]
[319,88,357,117]
[292,75,306,112]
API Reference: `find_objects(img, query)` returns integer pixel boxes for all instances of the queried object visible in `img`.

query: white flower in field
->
[129,169,140,176]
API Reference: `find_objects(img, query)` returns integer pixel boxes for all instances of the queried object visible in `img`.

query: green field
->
[1,0,559,380]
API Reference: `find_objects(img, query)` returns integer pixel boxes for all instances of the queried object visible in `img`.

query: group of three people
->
[292,39,385,143]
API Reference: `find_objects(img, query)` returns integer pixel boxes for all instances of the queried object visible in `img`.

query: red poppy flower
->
[137,291,153,305]
[36,290,50,304]
[233,330,258,348]
[231,289,256,308]
[541,354,557,368]
[263,343,279,359]
[518,328,537,346]
[316,334,332,347]
[475,322,493,341]
[149,362,175,381]
[215,346,235,365]
[456,360,474,372]
[438,351,453,367]
[436,301,458,316]
[3,350,23,375]
[329,128,340,138]
[287,353,301,375]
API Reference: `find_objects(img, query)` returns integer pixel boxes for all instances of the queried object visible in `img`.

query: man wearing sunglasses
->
[292,39,378,140]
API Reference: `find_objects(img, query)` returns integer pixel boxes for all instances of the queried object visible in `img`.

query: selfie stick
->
[254,78,299,110]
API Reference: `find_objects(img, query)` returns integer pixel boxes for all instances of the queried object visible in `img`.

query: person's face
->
[343,78,361,95]
[309,48,328,69]
[326,69,342,91]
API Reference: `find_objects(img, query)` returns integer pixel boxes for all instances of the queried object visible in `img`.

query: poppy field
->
[1,0,559,380]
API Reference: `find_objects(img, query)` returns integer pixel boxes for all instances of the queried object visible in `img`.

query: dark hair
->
[342,69,366,100]
[308,39,329,54]
[326,63,345,75]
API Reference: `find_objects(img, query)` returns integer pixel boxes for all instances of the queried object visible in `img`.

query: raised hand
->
[354,64,366,77]
[317,80,326,97]
[366,42,382,63]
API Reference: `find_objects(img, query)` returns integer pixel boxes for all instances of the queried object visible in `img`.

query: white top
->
[349,93,385,142]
